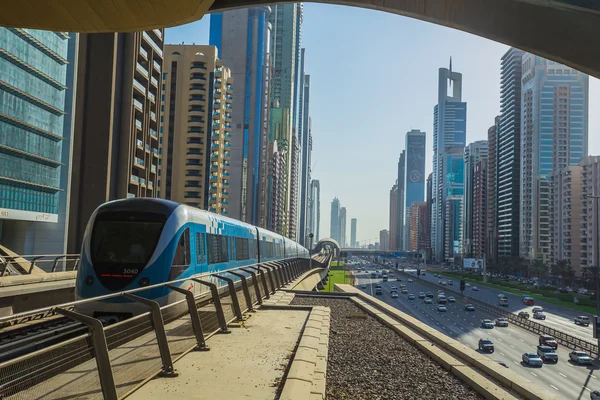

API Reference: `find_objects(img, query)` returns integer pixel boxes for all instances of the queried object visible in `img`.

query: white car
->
[522,353,543,367]
[391,291,399,298]
[437,305,447,312]
[408,278,413,283]
[360,284,367,289]
[472,286,479,291]
[570,351,593,365]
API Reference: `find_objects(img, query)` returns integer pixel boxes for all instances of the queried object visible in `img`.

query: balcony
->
[149,128,158,139]
[209,207,217,212]
[222,190,229,197]
[224,132,231,139]
[211,164,218,171]
[134,99,143,111]
[224,143,231,148]
[151,164,157,173]
[152,148,159,157]
[127,193,136,198]
[211,143,219,149]
[136,139,143,149]
[225,95,232,104]
[151,76,159,88]
[224,124,232,131]
[214,100,221,107]
[214,90,222,99]
[150,111,156,121]
[225,114,232,122]
[223,181,230,186]
[136,119,143,130]
[225,104,232,111]
[153,60,162,72]
[213,122,221,130]
[215,69,222,78]
[215,79,222,88]
[148,181,154,190]
[148,91,156,103]
[223,152,230,159]
[139,46,148,59]
[223,200,228,205]
[140,178,146,186]
[130,175,140,184]
[224,161,230,167]
[213,112,221,120]
[211,153,219,160]
[210,175,218,182]
[143,32,163,57]
[223,171,230,177]
[133,79,146,94]
[145,144,151,152]
[212,132,219,138]
[134,157,145,167]
[136,63,149,79]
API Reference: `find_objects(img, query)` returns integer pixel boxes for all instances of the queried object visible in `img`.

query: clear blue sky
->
[166,3,600,246]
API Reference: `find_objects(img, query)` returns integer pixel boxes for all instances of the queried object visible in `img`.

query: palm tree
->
[531,259,548,281]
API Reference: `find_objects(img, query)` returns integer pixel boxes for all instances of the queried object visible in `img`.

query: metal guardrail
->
[0,254,331,400]
[0,254,80,276]
[367,261,600,358]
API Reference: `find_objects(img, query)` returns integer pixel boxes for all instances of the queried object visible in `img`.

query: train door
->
[194,230,208,297]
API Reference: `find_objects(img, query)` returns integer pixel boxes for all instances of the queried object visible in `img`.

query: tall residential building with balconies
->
[426,173,433,262]
[68,30,164,253]
[0,29,77,256]
[580,156,600,270]
[350,218,357,248]
[339,207,347,248]
[472,159,488,259]
[445,196,463,263]
[497,48,524,259]
[380,229,390,251]
[463,140,488,257]
[158,45,232,215]
[330,197,340,243]
[486,117,500,263]
[267,141,286,232]
[299,74,312,246]
[389,183,399,251]
[404,129,426,250]
[432,63,467,262]
[408,202,427,252]
[520,54,589,262]
[549,165,582,273]
[396,151,406,250]
[210,8,271,225]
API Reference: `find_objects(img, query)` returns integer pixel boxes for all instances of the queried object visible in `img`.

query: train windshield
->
[90,211,166,289]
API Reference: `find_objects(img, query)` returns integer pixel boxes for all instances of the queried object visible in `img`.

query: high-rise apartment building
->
[267,141,286,233]
[408,202,427,252]
[404,129,426,250]
[389,183,399,250]
[426,173,433,262]
[432,63,467,262]
[330,197,340,243]
[0,29,77,256]
[445,196,463,263]
[380,229,390,251]
[299,74,311,245]
[308,179,320,241]
[549,165,582,273]
[497,48,524,259]
[339,207,347,248]
[68,30,164,253]
[158,45,232,215]
[580,156,600,270]
[520,54,589,262]
[486,117,500,263]
[396,151,406,250]
[350,218,357,247]
[210,8,271,225]
[463,140,488,257]
[472,159,488,259]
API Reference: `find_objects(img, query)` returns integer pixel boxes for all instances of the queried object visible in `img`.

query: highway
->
[353,267,600,400]
[413,268,596,343]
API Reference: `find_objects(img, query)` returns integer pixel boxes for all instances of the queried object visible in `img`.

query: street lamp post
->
[308,233,314,271]
[585,193,600,352]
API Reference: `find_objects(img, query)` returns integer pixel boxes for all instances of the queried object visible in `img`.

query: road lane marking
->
[583,386,591,392]
[510,345,515,348]
[519,339,524,342]
[550,385,558,391]
[513,361,519,365]
[500,352,505,356]
[558,373,567,378]
[592,375,597,379]
[530,372,537,377]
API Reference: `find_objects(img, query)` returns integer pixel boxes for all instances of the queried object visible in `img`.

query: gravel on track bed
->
[291,296,485,400]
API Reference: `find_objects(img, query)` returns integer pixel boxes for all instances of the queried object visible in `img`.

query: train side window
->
[221,235,229,262]
[236,237,249,260]
[207,233,229,264]
[195,232,206,264]
[229,236,235,261]
[170,229,190,280]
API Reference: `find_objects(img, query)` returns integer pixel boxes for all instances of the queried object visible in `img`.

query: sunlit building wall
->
[463,140,488,257]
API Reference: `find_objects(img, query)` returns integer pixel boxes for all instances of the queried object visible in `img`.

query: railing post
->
[72,257,80,271]
[248,266,270,299]
[212,274,244,321]
[263,264,279,290]
[241,267,263,304]
[165,284,210,351]
[272,263,284,288]
[192,279,230,333]
[123,293,178,376]
[51,255,68,272]
[227,271,254,312]
[290,261,298,278]
[0,257,7,277]
[55,307,118,400]
[28,256,44,274]
[281,261,291,283]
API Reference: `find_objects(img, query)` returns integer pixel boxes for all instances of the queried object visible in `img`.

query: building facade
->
[486,117,500,263]
[463,140,488,257]
[426,173,433,262]
[404,129,426,250]
[350,218,357,247]
[299,74,311,245]
[520,54,589,262]
[158,45,232,215]
[0,29,78,256]
[497,48,524,259]
[580,156,600,270]
[444,196,463,263]
[267,141,286,232]
[432,64,467,262]
[308,179,320,241]
[339,207,347,248]
[396,151,406,250]
[472,159,488,259]
[380,229,390,251]
[330,197,340,243]
[68,30,164,253]
[408,202,427,252]
[389,182,398,250]
[210,8,271,225]
[549,165,582,273]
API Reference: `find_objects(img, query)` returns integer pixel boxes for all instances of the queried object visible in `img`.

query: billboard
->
[463,258,484,269]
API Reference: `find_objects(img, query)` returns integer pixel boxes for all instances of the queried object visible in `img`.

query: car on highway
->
[400,284,406,288]
[536,345,558,363]
[494,318,509,327]
[391,291,399,298]
[375,288,383,295]
[472,286,479,291]
[448,280,454,286]
[481,319,494,329]
[522,296,535,306]
[396,277,402,281]
[465,282,471,287]
[437,305,447,312]
[424,298,432,304]
[539,335,558,349]
[495,361,508,368]
[465,304,475,311]
[591,390,600,400]
[401,289,408,294]
[421,272,426,276]
[408,278,413,282]
[447,296,456,303]
[418,292,426,299]
[569,351,593,365]
[478,339,494,353]
[360,284,367,289]
[408,294,416,300]
[518,311,529,319]
[575,316,591,326]
[532,307,543,313]
[391,286,398,291]
[522,353,543,367]
[426,292,434,298]
[441,281,447,286]
[533,312,546,320]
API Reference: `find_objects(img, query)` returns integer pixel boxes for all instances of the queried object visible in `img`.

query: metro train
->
[75,198,310,318]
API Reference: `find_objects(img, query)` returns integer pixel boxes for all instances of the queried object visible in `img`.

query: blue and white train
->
[75,198,309,318]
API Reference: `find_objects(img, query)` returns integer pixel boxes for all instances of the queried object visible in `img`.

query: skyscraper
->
[380,229,390,251]
[497,48,524,259]
[432,62,467,262]
[463,140,488,257]
[389,182,399,250]
[396,151,406,250]
[0,29,77,255]
[404,129,426,249]
[299,74,311,245]
[486,117,500,263]
[159,45,232,215]
[472,159,488,259]
[520,54,589,262]
[210,8,271,225]
[350,218,357,247]
[330,197,340,243]
[426,173,433,262]
[68,30,164,253]
[308,179,320,241]
[339,207,347,247]
[580,156,600,270]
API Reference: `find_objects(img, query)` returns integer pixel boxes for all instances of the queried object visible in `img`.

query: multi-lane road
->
[353,267,600,399]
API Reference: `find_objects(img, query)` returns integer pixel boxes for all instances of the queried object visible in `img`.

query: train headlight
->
[139,277,150,287]
[85,276,94,285]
